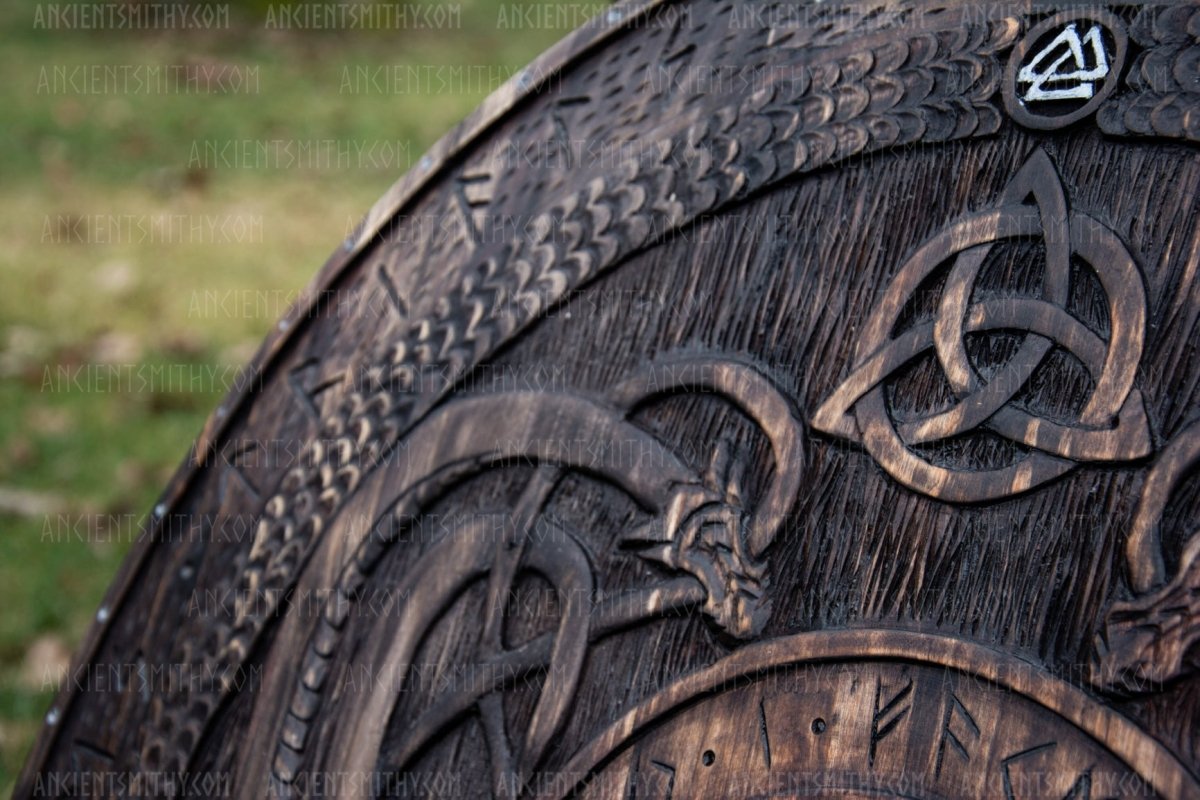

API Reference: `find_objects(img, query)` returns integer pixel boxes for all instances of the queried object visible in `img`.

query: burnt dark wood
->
[18,1,1200,798]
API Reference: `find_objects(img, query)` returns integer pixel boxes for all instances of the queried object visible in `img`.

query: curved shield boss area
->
[18,0,1200,798]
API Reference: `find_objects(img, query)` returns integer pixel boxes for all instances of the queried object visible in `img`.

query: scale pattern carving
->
[1098,5,1200,144]
[137,6,1020,773]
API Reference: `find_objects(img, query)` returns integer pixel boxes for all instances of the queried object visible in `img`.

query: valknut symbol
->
[812,149,1152,503]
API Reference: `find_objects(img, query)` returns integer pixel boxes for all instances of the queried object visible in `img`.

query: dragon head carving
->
[624,441,770,640]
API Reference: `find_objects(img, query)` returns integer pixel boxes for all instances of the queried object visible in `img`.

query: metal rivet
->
[153,503,166,518]
[97,606,109,623]
[419,155,433,171]
[46,708,60,726]
[278,319,290,332]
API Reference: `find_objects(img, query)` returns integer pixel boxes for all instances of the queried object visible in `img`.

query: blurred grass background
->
[0,0,596,792]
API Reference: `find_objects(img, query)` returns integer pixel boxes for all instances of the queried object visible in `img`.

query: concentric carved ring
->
[813,149,1152,503]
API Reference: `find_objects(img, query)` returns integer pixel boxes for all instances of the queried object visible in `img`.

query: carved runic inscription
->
[16,1,1200,797]
[869,678,912,768]
[1002,743,1093,800]
[564,633,1194,800]
[933,693,980,779]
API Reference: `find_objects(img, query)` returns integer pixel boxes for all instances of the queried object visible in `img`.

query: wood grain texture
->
[18,0,1200,797]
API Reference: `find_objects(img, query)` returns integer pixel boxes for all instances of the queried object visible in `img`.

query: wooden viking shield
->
[18,1,1200,797]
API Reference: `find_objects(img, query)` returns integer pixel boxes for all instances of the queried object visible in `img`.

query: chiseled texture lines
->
[138,2,1018,774]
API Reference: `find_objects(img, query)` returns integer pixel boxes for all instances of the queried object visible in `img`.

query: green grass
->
[0,1,584,792]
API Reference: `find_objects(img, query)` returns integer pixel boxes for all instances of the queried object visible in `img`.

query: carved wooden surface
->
[18,0,1200,797]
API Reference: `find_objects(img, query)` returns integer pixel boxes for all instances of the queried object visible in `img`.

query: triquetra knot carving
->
[813,148,1152,503]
